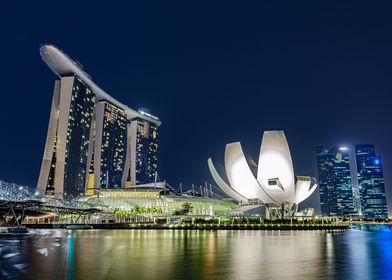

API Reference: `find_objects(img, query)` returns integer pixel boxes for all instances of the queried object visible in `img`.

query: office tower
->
[316,146,336,216]
[316,146,354,216]
[38,44,161,198]
[352,184,362,215]
[355,144,388,219]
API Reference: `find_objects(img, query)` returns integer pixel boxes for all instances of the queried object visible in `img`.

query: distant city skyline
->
[316,144,388,219]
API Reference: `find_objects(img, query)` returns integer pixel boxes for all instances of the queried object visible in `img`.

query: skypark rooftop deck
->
[40,44,161,126]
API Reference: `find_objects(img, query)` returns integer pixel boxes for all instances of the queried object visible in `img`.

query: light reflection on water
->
[0,225,391,280]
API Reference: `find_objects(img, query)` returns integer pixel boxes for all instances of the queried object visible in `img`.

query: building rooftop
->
[40,44,161,126]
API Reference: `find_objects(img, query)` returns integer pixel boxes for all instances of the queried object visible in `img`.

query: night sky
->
[1,1,392,214]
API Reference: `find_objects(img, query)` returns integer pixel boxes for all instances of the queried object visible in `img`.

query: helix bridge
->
[0,179,102,227]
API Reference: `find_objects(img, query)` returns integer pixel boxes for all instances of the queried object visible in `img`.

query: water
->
[0,225,392,280]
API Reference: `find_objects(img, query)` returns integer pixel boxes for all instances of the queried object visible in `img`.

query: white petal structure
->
[207,158,248,204]
[294,176,318,204]
[207,130,317,210]
[257,131,295,205]
[224,143,276,204]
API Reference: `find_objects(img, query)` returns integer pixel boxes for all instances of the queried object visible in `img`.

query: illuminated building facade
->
[88,183,235,216]
[352,184,362,215]
[37,44,161,198]
[355,144,388,219]
[134,113,159,184]
[38,75,96,197]
[316,146,354,216]
[208,131,318,218]
[92,101,127,189]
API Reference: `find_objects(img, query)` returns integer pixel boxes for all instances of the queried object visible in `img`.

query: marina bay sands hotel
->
[37,44,161,198]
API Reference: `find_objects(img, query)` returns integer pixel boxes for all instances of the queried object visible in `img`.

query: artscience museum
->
[208,131,317,218]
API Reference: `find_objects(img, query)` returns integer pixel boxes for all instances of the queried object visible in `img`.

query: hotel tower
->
[37,45,161,198]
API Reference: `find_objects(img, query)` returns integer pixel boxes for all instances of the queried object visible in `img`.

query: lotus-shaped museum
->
[208,131,317,215]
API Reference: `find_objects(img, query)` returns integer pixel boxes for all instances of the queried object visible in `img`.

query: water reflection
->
[0,226,391,279]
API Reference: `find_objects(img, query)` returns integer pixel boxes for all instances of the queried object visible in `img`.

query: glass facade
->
[63,77,96,198]
[89,190,235,216]
[135,118,159,184]
[316,146,336,216]
[352,184,362,215]
[40,77,161,198]
[355,144,388,219]
[316,146,354,216]
[98,102,127,189]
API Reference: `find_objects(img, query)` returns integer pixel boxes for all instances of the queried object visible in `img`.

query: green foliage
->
[182,219,193,224]
[113,206,164,217]
[59,213,72,219]
[219,218,232,224]
[203,219,219,224]
[246,217,263,224]
[155,218,167,224]
[173,203,193,216]
[194,218,212,224]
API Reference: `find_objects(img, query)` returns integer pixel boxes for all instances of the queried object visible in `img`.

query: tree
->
[173,203,193,216]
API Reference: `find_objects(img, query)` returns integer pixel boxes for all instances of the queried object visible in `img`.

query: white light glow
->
[225,143,275,203]
[258,149,294,192]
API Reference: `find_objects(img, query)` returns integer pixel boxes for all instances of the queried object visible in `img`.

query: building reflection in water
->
[66,232,74,280]
[226,230,328,279]
[0,226,392,279]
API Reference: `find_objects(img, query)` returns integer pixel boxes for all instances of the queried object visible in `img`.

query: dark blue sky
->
[1,1,392,213]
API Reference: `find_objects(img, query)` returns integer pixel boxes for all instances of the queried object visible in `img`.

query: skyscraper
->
[316,146,336,216]
[37,44,161,198]
[355,144,388,219]
[38,75,96,198]
[122,111,159,186]
[352,184,362,215]
[316,146,354,216]
[91,101,127,189]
